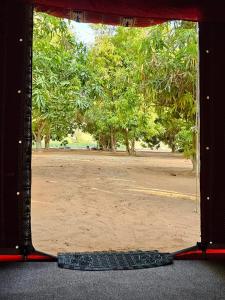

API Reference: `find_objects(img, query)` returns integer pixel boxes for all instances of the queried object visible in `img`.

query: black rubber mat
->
[58,251,173,271]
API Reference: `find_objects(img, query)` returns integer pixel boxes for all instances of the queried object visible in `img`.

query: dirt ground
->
[31,150,200,255]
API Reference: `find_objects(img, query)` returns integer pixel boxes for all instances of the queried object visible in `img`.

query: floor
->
[32,151,199,254]
[0,260,225,299]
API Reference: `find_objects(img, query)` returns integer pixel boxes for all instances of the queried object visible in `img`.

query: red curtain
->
[22,0,225,26]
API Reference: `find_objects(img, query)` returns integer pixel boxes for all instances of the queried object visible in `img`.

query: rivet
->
[209,241,213,245]
[206,96,210,100]
[16,192,20,196]
[15,245,19,249]
[18,140,22,144]
[19,38,23,42]
[17,90,21,94]
[206,49,210,54]
[206,146,210,150]
[206,196,210,200]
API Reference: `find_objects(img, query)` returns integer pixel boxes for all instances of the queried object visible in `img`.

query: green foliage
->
[33,12,87,148]
[176,124,196,157]
[138,22,198,161]
[33,15,198,169]
[78,27,162,153]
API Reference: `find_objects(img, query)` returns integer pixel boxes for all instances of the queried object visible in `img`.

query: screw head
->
[17,90,21,94]
[15,245,19,249]
[19,38,23,42]
[206,196,210,200]
[206,96,210,100]
[206,49,210,54]
[206,146,210,150]
[18,140,22,144]
[16,192,20,196]
[209,241,213,245]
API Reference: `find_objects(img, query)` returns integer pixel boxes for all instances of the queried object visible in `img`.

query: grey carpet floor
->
[0,260,225,299]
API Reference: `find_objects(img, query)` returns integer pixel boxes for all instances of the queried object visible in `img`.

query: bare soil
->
[31,150,200,255]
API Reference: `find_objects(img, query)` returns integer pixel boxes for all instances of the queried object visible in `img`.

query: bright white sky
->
[70,21,95,45]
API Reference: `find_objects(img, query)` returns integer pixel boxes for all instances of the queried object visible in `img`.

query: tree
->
[139,22,198,168]
[33,16,198,169]
[79,27,160,154]
[33,12,86,149]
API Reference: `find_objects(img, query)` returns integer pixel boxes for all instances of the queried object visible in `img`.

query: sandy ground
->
[31,150,200,255]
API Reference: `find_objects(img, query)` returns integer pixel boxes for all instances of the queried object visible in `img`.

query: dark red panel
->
[0,255,24,262]
[175,248,225,260]
[0,2,25,248]
[199,22,225,245]
[0,251,56,262]
[21,0,225,26]
[0,1,33,251]
[30,0,201,21]
[26,250,56,261]
[1,0,225,258]
[35,5,166,27]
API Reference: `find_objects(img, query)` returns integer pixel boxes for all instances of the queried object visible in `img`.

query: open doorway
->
[31,12,200,255]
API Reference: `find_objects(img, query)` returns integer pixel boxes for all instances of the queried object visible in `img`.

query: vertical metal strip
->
[0,2,7,246]
[199,22,213,244]
[21,4,34,252]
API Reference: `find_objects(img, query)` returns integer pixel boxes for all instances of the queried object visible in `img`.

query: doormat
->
[58,251,173,271]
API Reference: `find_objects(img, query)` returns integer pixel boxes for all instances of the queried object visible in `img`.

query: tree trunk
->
[98,134,101,149]
[107,138,110,150]
[124,129,131,155]
[171,144,176,153]
[98,134,106,150]
[191,156,197,173]
[130,138,136,156]
[34,121,45,151]
[44,134,50,149]
[110,128,116,152]
[36,134,42,150]
[191,131,197,173]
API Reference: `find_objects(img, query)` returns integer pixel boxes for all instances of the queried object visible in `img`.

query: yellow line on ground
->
[124,188,196,201]
[91,187,114,194]
[32,200,55,205]
[133,186,195,196]
[111,178,136,182]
